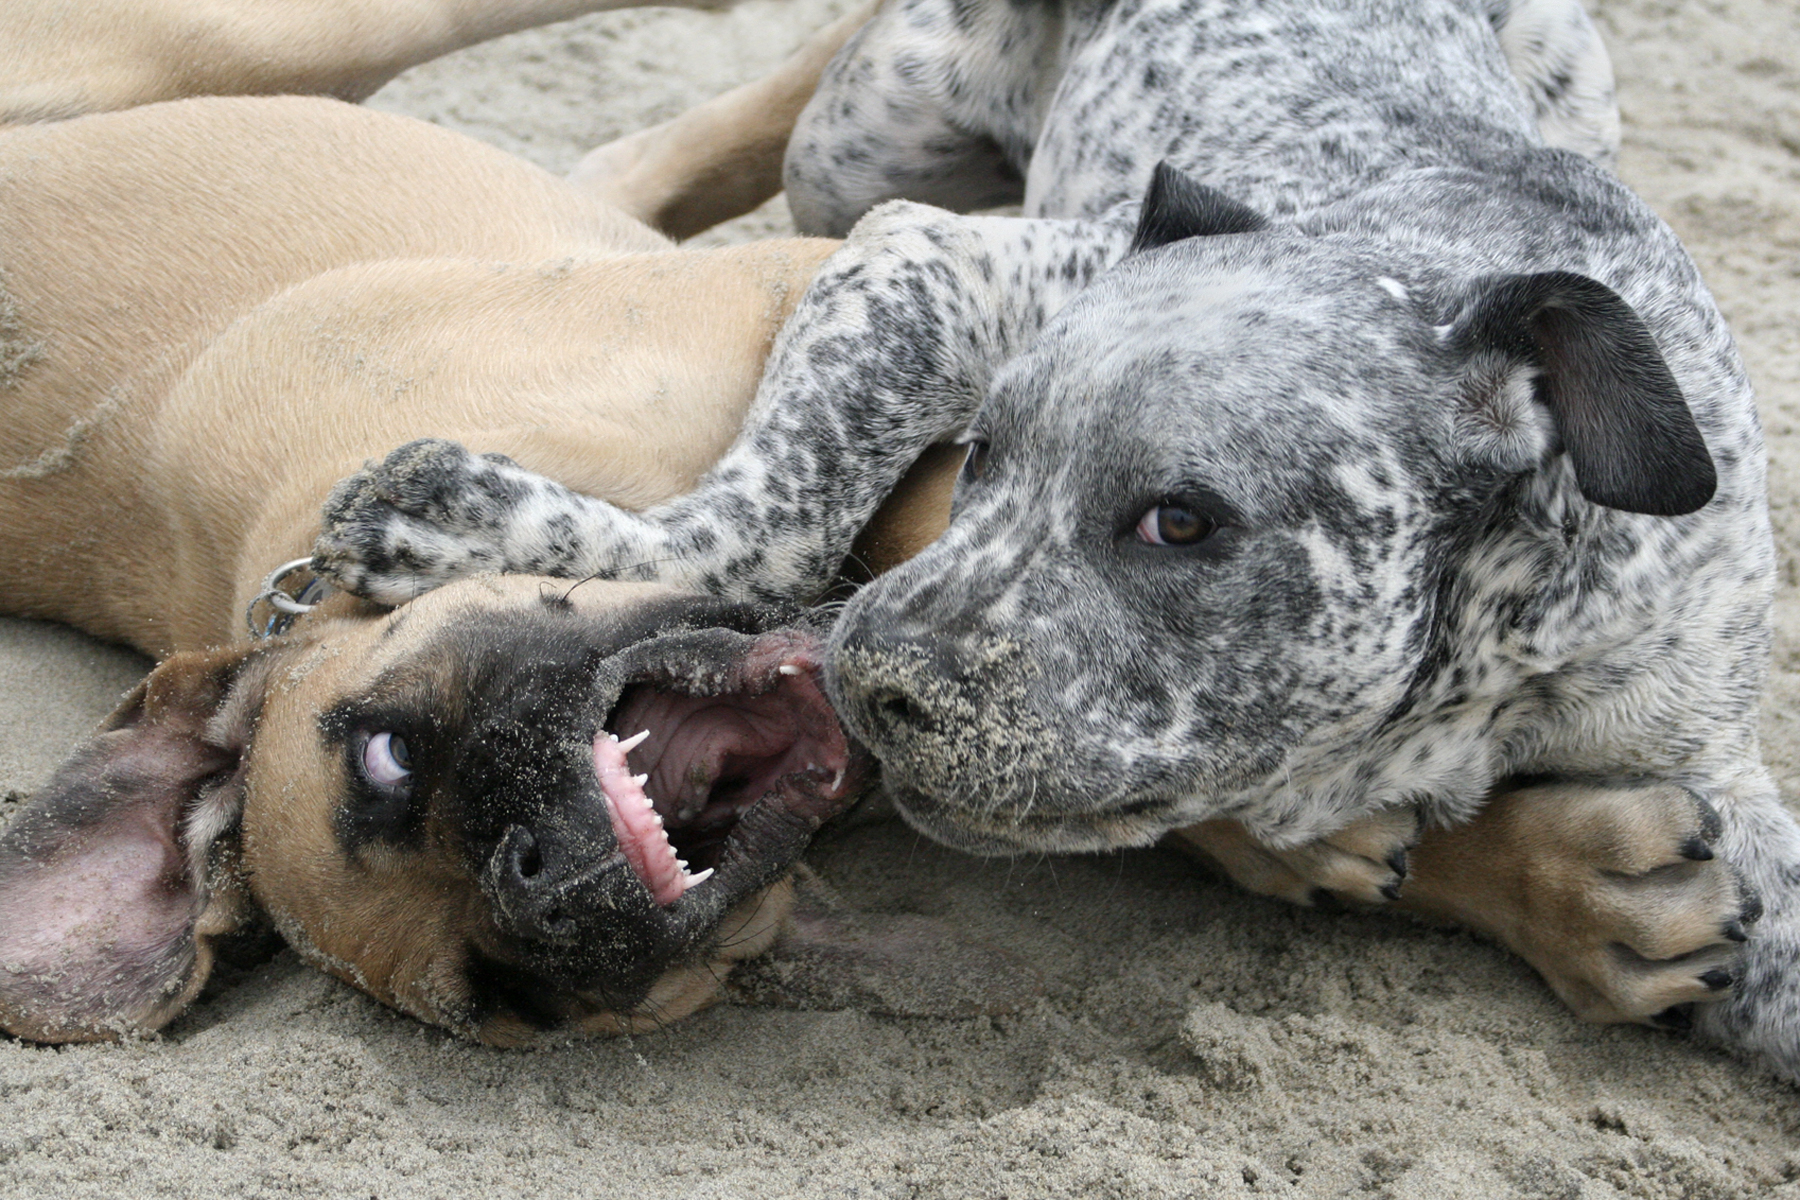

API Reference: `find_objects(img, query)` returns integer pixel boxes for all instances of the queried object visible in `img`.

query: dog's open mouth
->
[594,632,860,905]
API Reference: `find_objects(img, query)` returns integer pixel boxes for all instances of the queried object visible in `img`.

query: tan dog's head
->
[0,574,864,1045]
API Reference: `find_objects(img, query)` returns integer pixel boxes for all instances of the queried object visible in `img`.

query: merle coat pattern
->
[316,0,1800,1079]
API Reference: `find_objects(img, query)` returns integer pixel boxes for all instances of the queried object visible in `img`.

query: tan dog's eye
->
[363,731,414,786]
[1136,504,1216,546]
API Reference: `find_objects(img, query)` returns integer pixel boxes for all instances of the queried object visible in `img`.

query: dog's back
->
[1034,0,1543,218]
[0,96,843,655]
[785,0,1617,234]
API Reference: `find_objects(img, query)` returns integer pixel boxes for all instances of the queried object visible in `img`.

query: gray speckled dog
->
[315,0,1800,1079]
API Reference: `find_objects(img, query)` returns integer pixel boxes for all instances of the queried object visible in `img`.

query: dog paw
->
[1418,779,1759,1027]
[1168,806,1421,908]
[312,439,611,603]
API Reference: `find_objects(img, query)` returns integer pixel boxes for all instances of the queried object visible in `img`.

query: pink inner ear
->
[0,729,220,1039]
[0,802,190,958]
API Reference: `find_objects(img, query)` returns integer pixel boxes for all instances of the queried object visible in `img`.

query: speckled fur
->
[314,0,1800,1078]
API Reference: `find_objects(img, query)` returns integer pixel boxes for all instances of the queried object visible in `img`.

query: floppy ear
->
[0,645,277,1042]
[1131,160,1268,253]
[1445,271,1716,516]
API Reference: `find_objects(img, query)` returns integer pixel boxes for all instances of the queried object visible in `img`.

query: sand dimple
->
[2,0,1799,1195]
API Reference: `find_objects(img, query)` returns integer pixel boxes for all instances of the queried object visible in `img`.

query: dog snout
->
[483,823,622,944]
[832,628,967,743]
[829,616,1049,806]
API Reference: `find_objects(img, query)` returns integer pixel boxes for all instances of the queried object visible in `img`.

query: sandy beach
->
[3,0,1799,1194]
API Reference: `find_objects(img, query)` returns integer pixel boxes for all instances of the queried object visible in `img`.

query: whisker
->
[712,884,780,952]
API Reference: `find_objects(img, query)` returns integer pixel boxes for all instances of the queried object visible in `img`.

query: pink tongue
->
[593,731,706,906]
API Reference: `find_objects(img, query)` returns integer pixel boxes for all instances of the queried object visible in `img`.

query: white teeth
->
[830,767,846,791]
[631,773,649,787]
[777,664,802,676]
[617,729,651,753]
[683,868,714,890]
[640,794,655,811]
[676,858,689,870]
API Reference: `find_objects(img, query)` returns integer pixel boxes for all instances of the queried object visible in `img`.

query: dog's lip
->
[595,630,865,907]
[886,782,1176,855]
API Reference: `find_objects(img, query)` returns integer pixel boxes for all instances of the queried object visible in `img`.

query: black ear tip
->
[1131,160,1268,253]
[1665,441,1719,515]
[1584,459,1716,516]
[1601,444,1717,516]
[1563,386,1718,517]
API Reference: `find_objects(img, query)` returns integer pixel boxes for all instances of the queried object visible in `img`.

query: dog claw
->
[1678,835,1714,861]
[1170,806,1420,909]
[1699,968,1733,992]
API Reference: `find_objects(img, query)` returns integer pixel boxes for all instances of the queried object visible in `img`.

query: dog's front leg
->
[1175,779,1760,1032]
[1170,808,1421,909]
[316,203,1132,603]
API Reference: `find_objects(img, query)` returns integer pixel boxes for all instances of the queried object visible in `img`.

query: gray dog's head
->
[828,166,1715,855]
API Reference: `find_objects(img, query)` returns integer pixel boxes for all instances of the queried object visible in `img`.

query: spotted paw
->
[1169,805,1421,908]
[312,438,628,603]
[1408,779,1758,1026]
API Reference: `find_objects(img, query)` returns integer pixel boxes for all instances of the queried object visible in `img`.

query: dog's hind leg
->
[570,4,877,239]
[1482,0,1621,168]
[1,0,792,122]
[778,0,1623,238]
[781,0,1056,235]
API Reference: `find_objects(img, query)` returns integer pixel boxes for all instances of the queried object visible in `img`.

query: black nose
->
[873,687,936,735]
[835,633,925,738]
[483,825,592,943]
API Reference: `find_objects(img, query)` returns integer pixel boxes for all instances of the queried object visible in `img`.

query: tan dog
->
[0,65,909,1042]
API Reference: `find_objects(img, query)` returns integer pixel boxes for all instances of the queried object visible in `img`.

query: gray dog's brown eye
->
[960,439,990,481]
[1137,504,1216,546]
